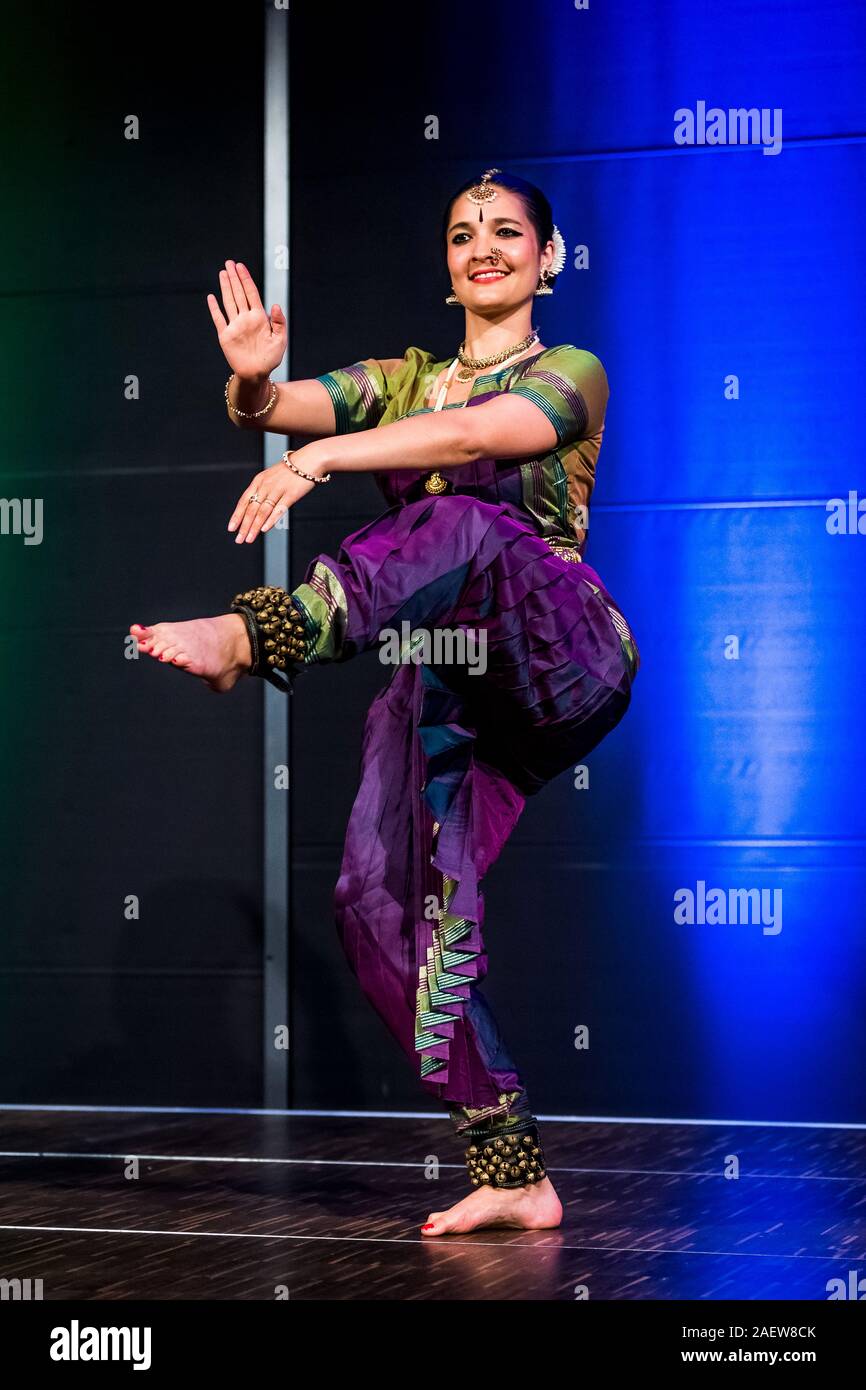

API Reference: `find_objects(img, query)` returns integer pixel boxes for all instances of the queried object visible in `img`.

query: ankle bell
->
[230,585,309,692]
[464,1119,547,1190]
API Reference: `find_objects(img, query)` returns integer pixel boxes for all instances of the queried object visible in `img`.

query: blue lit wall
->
[291,0,866,1122]
[483,0,866,1122]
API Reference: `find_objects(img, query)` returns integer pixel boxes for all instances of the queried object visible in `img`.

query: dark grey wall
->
[0,3,267,1105]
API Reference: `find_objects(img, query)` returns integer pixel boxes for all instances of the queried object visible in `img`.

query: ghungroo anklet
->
[464,1118,547,1189]
[230,585,309,693]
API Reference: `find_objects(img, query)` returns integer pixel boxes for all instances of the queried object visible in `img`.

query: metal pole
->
[262,1,290,1108]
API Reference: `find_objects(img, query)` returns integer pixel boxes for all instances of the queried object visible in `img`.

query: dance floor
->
[0,1107,862,1300]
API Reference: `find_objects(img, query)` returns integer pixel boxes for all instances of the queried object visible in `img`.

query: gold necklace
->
[454,327,540,383]
[423,336,541,496]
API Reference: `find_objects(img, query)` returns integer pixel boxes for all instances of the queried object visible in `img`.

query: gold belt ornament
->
[424,471,449,494]
[546,538,582,562]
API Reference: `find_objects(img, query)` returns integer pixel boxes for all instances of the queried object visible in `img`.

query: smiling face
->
[445,185,553,309]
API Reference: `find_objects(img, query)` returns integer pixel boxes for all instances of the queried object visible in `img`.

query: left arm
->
[301,393,562,475]
[229,346,608,542]
[229,396,559,541]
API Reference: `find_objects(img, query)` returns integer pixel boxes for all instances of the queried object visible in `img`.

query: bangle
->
[225,373,278,418]
[281,449,331,484]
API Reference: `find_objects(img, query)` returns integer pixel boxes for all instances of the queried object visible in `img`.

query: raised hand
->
[207,260,287,381]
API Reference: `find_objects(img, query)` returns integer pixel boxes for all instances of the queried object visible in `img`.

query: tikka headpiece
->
[465,168,567,281]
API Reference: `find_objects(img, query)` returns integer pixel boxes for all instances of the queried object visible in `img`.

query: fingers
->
[206,293,228,334]
[219,267,239,318]
[228,463,312,543]
[259,499,289,534]
[224,259,247,313]
[233,488,290,544]
[233,498,259,544]
[236,262,263,312]
[235,494,279,545]
[227,474,266,535]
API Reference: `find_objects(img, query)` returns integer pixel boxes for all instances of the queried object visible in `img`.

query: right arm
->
[226,373,344,438]
[209,259,401,439]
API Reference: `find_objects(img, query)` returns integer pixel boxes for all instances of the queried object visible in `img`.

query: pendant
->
[424,471,449,494]
[455,367,475,383]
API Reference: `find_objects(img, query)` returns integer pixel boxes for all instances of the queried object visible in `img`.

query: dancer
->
[130,169,639,1237]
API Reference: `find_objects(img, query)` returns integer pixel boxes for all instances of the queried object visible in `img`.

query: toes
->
[421,1214,455,1236]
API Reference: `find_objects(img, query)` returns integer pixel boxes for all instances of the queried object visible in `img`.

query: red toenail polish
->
[421,1224,434,1230]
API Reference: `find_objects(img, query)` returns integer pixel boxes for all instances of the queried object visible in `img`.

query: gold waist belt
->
[545,537,582,562]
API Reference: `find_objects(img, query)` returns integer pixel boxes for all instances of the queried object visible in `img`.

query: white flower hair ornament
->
[549,225,567,276]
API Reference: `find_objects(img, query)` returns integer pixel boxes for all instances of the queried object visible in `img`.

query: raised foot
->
[129,615,252,693]
[420,1175,562,1237]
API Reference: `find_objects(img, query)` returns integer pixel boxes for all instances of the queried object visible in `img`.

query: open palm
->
[207,259,287,380]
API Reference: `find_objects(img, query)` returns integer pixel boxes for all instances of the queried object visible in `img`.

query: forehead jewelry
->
[465,166,502,222]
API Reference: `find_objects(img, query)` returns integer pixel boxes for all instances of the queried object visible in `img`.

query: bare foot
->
[129,615,252,693]
[420,1176,562,1237]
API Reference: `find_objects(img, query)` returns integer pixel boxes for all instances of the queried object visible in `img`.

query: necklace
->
[453,326,540,383]
[433,333,541,411]
[424,335,542,494]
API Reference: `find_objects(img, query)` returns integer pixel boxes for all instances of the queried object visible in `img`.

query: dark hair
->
[440,169,555,267]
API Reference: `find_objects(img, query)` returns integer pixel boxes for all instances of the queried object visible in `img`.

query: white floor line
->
[0,1150,862,1184]
[0,1221,859,1262]
[0,1102,864,1130]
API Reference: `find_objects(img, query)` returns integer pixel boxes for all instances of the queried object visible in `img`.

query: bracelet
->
[281,449,331,484]
[225,373,278,418]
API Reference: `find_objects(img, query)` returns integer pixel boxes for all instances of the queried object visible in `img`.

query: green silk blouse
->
[315,343,609,555]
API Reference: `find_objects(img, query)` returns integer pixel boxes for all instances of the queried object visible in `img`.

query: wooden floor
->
[0,1108,863,1299]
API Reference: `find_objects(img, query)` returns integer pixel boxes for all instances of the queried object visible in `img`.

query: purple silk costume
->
[285,345,639,1135]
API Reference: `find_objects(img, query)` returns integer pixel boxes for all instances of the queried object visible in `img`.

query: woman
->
[130,168,639,1238]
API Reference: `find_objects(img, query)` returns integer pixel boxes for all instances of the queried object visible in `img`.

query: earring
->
[535,226,567,296]
[445,287,460,305]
